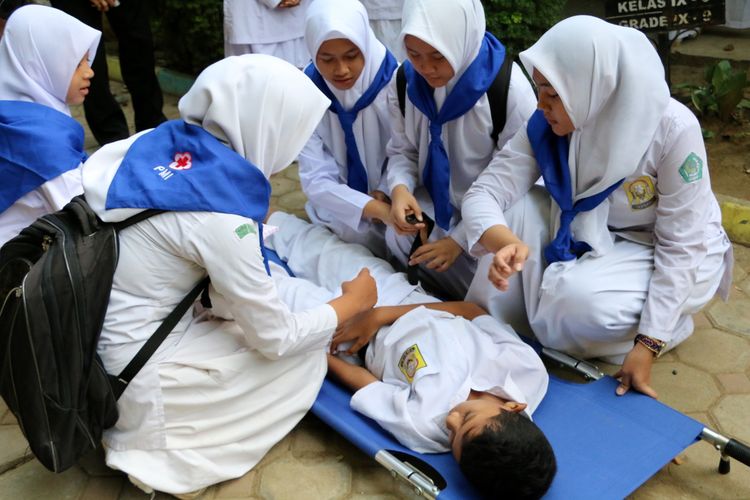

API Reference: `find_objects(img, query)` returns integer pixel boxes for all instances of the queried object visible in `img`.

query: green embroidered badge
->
[678,153,703,183]
[234,223,256,239]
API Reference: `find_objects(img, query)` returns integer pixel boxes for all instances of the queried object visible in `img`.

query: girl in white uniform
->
[0,5,98,245]
[361,0,405,60]
[223,0,312,68]
[299,0,398,257]
[462,16,733,399]
[266,212,554,499]
[385,0,536,299]
[81,55,377,496]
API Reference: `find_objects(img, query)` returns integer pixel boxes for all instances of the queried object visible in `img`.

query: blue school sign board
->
[605,0,726,32]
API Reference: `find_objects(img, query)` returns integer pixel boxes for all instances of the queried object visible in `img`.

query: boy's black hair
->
[459,410,556,500]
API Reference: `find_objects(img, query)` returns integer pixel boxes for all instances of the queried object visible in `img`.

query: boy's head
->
[447,397,556,499]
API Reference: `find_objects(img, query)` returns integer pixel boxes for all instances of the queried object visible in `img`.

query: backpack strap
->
[487,54,514,144]
[395,55,514,143]
[113,209,166,232]
[110,276,210,399]
[397,64,406,118]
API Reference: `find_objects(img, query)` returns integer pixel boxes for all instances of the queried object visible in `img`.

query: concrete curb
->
[717,194,750,246]
[106,55,195,97]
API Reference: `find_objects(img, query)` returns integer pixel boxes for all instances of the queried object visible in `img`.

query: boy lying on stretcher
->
[264,212,556,499]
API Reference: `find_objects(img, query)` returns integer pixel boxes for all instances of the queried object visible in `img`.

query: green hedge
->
[151,0,565,75]
[482,0,566,56]
[152,0,224,76]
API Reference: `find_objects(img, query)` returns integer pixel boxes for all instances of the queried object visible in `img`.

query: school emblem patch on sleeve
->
[678,153,703,183]
[398,344,427,383]
[234,223,256,240]
[623,176,657,210]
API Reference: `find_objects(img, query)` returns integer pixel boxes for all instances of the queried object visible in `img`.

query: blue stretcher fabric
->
[264,249,705,499]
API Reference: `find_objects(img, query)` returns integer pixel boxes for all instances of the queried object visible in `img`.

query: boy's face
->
[446,395,527,461]
[316,38,365,91]
[66,52,94,106]
[404,35,454,88]
[532,69,575,137]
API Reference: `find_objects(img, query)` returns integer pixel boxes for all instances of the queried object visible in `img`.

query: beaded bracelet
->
[634,334,667,358]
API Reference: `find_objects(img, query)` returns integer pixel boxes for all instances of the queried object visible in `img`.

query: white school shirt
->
[385,63,536,250]
[299,83,391,233]
[0,167,82,246]
[463,98,732,344]
[83,136,337,493]
[351,306,548,453]
[361,0,402,20]
[223,0,311,45]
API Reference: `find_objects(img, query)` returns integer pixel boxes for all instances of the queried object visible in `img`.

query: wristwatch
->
[634,334,667,358]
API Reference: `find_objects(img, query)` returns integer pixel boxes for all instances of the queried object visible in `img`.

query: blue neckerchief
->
[0,100,86,213]
[304,50,398,194]
[107,120,272,273]
[403,32,505,230]
[527,110,624,264]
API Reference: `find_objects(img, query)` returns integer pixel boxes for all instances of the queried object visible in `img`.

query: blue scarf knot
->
[403,32,506,230]
[527,110,624,265]
[305,50,397,194]
[0,100,86,213]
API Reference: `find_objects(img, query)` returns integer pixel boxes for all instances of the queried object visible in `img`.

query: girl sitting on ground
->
[0,4,99,245]
[300,0,398,257]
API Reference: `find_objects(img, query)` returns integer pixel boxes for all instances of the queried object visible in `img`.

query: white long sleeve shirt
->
[463,98,731,343]
[385,62,536,250]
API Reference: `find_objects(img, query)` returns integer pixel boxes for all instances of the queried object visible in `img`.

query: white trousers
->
[467,186,729,363]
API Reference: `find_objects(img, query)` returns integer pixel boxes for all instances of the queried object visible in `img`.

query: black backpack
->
[396,53,515,143]
[0,196,208,472]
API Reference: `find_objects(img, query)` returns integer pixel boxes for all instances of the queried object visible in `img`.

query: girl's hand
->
[488,243,528,291]
[340,268,377,313]
[390,185,424,235]
[370,190,391,204]
[409,236,463,272]
[331,309,382,354]
[363,197,393,226]
[614,343,658,398]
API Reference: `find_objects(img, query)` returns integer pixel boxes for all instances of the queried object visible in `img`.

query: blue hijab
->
[527,110,624,265]
[0,100,86,213]
[403,32,505,230]
[106,120,272,273]
[305,50,397,194]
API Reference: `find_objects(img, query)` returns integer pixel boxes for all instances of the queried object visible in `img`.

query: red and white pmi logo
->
[169,152,192,170]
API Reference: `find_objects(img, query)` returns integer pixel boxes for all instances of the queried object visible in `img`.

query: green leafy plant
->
[676,60,750,122]
[482,0,566,56]
[151,0,224,76]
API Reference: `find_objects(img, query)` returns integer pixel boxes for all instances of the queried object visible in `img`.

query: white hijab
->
[84,55,330,222]
[519,15,670,255]
[305,0,387,109]
[399,0,485,96]
[178,54,331,179]
[0,4,100,115]
[304,0,392,189]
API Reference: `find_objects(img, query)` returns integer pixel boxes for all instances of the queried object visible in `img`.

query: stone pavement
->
[2,54,750,500]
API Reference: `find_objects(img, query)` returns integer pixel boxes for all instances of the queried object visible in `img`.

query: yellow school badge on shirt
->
[398,344,427,383]
[623,176,657,210]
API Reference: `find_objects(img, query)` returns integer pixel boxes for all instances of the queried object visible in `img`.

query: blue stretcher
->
[266,249,750,498]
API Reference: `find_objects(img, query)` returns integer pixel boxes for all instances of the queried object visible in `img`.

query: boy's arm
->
[327,354,378,391]
[331,301,487,354]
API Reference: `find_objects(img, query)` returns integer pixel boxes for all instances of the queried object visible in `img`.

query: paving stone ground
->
[2,54,750,499]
